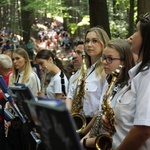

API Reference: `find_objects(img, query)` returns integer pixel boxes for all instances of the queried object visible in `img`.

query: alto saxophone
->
[95,65,123,150]
[71,50,87,133]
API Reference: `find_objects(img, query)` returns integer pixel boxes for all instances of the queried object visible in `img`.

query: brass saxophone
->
[95,65,123,150]
[71,50,87,133]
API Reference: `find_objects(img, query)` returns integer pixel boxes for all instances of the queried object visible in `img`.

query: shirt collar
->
[18,70,24,76]
[128,62,141,82]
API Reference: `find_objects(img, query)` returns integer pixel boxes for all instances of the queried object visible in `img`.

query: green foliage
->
[77,15,90,26]
[68,23,78,34]
[110,20,128,39]
[0,0,138,40]
[107,0,136,39]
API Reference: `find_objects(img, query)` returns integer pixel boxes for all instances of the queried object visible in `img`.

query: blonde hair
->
[0,54,12,69]
[12,48,32,84]
[84,27,110,78]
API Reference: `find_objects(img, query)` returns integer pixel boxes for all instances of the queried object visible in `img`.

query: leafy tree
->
[1,0,150,42]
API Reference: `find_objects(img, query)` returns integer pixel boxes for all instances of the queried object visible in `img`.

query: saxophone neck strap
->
[86,63,97,79]
[110,83,121,101]
[60,71,67,96]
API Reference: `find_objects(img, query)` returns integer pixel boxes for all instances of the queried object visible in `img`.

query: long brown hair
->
[106,39,135,86]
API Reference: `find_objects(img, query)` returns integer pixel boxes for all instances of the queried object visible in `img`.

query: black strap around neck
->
[16,75,20,83]
[60,72,67,96]
[86,65,96,79]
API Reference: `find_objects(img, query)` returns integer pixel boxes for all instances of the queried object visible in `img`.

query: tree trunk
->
[20,0,34,43]
[137,0,150,16]
[128,0,134,37]
[89,0,110,38]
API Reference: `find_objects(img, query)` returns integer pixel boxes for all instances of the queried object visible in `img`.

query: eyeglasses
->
[101,55,124,64]
[85,39,99,45]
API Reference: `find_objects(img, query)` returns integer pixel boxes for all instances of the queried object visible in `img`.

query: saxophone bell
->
[72,113,86,133]
[95,133,112,150]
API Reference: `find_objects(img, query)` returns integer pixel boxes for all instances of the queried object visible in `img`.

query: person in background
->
[11,34,20,49]
[66,41,84,109]
[0,54,12,104]
[3,49,13,58]
[80,39,135,149]
[26,38,34,60]
[0,54,12,150]
[66,27,110,138]
[72,41,85,73]
[1,40,11,54]
[20,41,27,51]
[35,49,68,100]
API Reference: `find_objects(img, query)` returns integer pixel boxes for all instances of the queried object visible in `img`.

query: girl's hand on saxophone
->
[101,115,116,134]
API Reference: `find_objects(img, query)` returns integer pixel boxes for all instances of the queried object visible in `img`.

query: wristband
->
[83,138,88,148]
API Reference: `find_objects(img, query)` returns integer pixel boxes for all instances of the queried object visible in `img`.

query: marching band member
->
[35,49,68,100]
[110,12,150,150]
[66,27,110,137]
[9,48,41,99]
[80,39,135,149]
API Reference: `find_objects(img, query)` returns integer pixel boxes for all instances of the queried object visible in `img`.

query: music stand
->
[0,75,9,94]
[0,76,26,123]
[24,100,83,150]
[8,84,63,121]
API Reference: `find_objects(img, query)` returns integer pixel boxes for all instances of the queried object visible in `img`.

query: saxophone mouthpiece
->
[113,65,123,77]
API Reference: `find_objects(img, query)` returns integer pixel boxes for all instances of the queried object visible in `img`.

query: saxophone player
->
[66,41,84,110]
[81,39,135,149]
[66,27,110,137]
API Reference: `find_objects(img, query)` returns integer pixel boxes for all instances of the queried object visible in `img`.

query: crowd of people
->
[0,11,150,150]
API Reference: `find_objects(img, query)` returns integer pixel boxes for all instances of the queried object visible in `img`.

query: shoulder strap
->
[60,72,67,96]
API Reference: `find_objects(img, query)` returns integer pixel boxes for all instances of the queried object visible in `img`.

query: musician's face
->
[72,44,84,71]
[85,31,103,60]
[102,46,124,75]
[36,58,48,69]
[12,53,26,73]
[130,21,142,57]
[35,57,53,73]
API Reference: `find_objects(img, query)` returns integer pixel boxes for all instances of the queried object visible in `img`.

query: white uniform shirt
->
[9,71,41,99]
[46,72,68,99]
[113,62,150,150]
[68,63,107,117]
[67,69,80,99]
